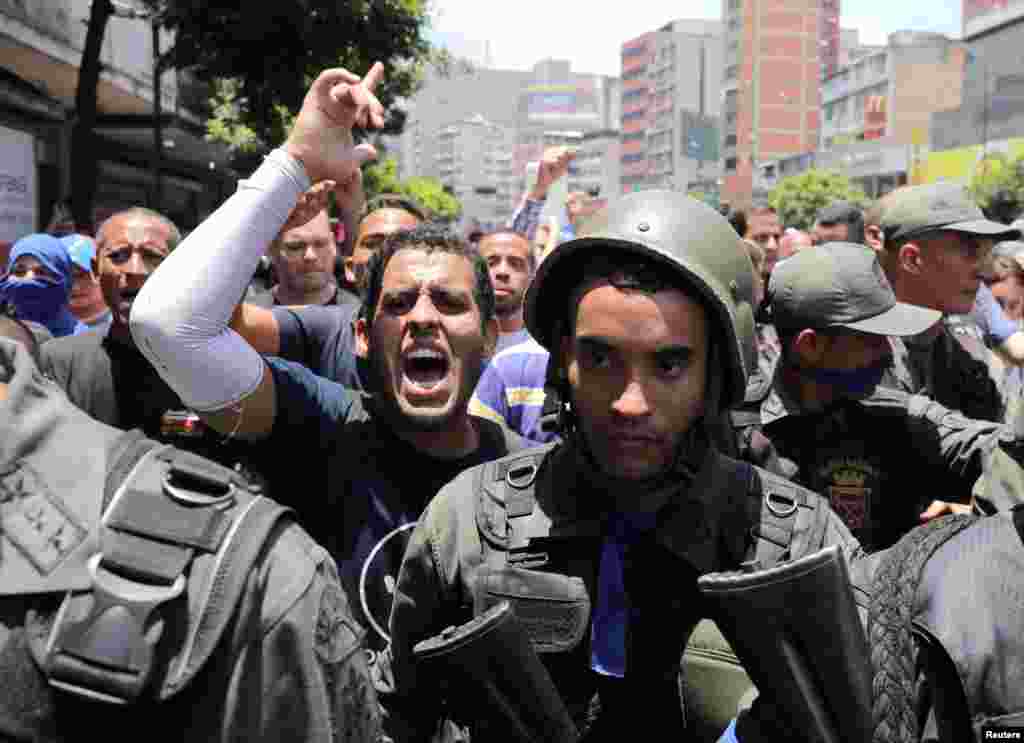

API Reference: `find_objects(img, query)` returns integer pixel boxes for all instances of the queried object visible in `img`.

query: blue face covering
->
[3,233,83,337]
[800,357,890,400]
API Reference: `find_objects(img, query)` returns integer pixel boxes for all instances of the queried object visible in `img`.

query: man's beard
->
[494,292,523,318]
[366,341,489,433]
[290,271,332,293]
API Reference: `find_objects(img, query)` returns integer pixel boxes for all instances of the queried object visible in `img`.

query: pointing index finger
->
[362,62,384,93]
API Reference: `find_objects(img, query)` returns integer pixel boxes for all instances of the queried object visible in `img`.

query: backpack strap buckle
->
[45,553,186,704]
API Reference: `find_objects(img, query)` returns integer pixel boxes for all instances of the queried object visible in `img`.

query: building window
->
[621,153,645,163]
[725,157,738,173]
[724,134,737,148]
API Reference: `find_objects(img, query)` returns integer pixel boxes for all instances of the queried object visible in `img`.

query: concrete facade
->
[0,0,234,236]
[435,114,517,230]
[822,32,966,150]
[398,59,619,227]
[577,128,620,207]
[396,65,532,183]
[931,5,1024,151]
[619,19,722,196]
[721,0,831,206]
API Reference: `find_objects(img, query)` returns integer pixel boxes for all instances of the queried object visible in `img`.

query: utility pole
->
[982,56,990,155]
[151,17,163,212]
[109,2,163,212]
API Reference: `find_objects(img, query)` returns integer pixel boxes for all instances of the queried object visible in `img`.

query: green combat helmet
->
[525,189,757,413]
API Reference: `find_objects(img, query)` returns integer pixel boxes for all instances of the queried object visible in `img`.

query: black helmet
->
[525,190,756,411]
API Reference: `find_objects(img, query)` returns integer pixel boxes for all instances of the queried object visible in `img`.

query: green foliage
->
[363,157,403,197]
[768,169,868,231]
[158,0,433,148]
[969,152,1024,223]
[204,78,260,154]
[403,176,461,221]
[362,157,461,221]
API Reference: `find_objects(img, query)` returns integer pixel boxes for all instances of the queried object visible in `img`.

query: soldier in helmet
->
[387,191,865,740]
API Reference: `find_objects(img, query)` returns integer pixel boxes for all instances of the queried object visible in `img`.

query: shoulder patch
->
[0,462,88,575]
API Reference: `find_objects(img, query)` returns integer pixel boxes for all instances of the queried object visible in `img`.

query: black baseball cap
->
[816,200,862,225]
[768,242,941,336]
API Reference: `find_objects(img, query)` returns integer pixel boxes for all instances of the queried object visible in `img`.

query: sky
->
[427,0,963,77]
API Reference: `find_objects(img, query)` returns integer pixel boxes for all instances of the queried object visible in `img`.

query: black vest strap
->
[43,435,288,705]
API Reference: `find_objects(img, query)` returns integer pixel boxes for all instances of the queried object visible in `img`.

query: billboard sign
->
[0,126,36,245]
[964,0,1011,23]
[522,81,600,123]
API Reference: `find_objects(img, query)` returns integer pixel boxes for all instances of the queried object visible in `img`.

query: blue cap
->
[60,234,96,273]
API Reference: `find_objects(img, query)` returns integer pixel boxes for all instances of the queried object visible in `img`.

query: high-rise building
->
[721,0,834,206]
[930,0,1024,150]
[397,59,618,226]
[619,20,723,196]
[434,114,517,230]
[396,65,533,184]
[513,59,620,201]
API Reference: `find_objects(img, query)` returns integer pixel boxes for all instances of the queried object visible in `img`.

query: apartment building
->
[436,114,517,230]
[721,0,834,206]
[620,19,722,196]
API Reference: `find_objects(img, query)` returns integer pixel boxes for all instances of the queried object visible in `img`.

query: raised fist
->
[530,146,576,200]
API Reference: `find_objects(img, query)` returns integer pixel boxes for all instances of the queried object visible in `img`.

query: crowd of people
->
[1,61,1024,742]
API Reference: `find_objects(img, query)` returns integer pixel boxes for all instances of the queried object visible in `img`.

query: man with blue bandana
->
[0,233,87,337]
[729,242,1024,550]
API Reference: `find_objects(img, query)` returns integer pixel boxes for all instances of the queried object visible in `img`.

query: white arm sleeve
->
[130,148,311,412]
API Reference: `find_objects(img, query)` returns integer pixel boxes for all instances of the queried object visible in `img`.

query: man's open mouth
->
[402,347,451,391]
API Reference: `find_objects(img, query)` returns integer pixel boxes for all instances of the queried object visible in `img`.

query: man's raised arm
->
[130,65,384,439]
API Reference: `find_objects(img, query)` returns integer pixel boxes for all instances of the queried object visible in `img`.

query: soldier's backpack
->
[0,429,292,738]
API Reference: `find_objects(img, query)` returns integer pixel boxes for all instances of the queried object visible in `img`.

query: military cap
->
[815,200,862,226]
[876,183,1020,244]
[768,242,940,336]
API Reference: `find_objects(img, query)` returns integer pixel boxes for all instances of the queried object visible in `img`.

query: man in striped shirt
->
[470,228,556,442]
